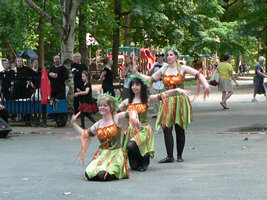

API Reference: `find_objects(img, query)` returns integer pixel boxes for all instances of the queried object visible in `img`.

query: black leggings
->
[80,112,96,128]
[163,124,185,158]
[85,171,117,181]
[126,141,150,170]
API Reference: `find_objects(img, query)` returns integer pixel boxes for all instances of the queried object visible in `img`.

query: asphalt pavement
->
[0,79,267,200]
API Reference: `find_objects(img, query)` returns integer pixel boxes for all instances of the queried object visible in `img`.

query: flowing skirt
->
[122,123,155,158]
[85,148,129,179]
[156,95,193,130]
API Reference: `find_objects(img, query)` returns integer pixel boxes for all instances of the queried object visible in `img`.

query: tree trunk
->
[25,0,84,107]
[78,9,88,66]
[38,16,45,69]
[123,13,131,46]
[112,0,121,78]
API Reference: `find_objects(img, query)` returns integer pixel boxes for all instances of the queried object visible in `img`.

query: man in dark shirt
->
[49,55,69,99]
[71,53,88,114]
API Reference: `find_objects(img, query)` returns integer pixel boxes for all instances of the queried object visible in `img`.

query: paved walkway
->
[1,78,267,200]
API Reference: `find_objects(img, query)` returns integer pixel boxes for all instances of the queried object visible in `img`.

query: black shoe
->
[177,156,184,162]
[158,157,174,163]
[138,165,147,172]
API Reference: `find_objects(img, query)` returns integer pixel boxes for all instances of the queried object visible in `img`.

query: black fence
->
[0,71,68,127]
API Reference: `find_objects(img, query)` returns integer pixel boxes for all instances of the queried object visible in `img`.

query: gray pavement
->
[0,79,267,200]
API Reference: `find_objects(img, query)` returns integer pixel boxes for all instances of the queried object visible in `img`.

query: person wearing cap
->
[252,56,266,102]
[149,52,168,118]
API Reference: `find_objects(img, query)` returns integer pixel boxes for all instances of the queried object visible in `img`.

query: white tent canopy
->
[86,33,99,46]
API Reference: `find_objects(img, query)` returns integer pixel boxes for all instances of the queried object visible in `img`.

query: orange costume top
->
[155,64,193,130]
[162,73,184,89]
[122,102,155,157]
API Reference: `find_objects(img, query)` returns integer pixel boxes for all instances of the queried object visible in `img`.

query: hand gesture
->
[177,88,191,97]
[235,82,239,87]
[74,92,79,97]
[71,111,81,124]
[131,117,141,132]
[204,86,211,97]
[76,88,81,92]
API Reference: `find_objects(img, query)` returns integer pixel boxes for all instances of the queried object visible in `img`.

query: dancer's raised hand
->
[71,111,81,124]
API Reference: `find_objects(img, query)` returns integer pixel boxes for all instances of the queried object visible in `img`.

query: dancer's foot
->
[177,155,184,162]
[158,156,174,163]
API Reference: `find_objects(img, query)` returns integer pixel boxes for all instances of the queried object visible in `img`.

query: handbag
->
[209,68,220,86]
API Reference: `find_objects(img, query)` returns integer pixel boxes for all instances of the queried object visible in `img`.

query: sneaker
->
[251,98,257,102]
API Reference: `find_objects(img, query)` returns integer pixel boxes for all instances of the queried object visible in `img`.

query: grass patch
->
[184,80,198,86]
[240,127,267,131]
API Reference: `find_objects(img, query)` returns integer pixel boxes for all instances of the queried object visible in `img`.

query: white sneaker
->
[251,98,257,102]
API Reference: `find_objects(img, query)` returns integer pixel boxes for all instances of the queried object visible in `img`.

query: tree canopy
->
[0,0,265,67]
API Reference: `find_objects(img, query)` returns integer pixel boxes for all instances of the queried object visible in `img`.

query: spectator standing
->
[122,56,133,100]
[218,54,239,109]
[0,59,15,100]
[71,53,88,114]
[12,57,35,99]
[31,59,42,97]
[49,55,69,99]
[252,56,266,102]
[149,52,168,118]
[100,57,115,96]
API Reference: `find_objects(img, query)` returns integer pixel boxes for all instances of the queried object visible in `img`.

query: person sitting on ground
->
[71,93,140,181]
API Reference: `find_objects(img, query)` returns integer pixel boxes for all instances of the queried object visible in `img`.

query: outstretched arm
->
[148,88,191,105]
[133,64,163,83]
[71,112,97,136]
[182,65,210,97]
[118,99,129,112]
[115,111,140,131]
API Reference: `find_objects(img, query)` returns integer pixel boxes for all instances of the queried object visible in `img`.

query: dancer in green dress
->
[71,93,140,181]
[119,74,190,171]
[134,46,211,163]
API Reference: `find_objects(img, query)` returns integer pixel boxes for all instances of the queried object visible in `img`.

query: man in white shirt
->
[149,52,168,118]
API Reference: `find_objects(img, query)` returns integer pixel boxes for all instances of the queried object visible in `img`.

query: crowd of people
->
[0,48,266,182]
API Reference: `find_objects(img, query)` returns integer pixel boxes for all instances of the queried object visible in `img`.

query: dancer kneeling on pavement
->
[119,74,190,171]
[134,46,211,163]
[71,93,140,181]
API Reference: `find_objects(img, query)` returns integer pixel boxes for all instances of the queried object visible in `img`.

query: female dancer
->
[74,71,97,128]
[119,74,190,171]
[135,46,210,163]
[71,93,140,181]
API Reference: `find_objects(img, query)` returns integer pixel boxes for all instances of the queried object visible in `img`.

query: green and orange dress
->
[122,103,155,158]
[155,65,193,130]
[85,122,129,180]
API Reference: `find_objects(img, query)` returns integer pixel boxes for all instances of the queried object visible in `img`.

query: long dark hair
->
[128,77,148,104]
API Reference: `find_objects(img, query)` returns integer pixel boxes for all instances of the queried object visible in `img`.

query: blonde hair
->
[98,96,115,114]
